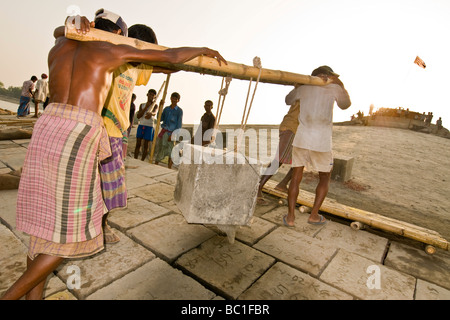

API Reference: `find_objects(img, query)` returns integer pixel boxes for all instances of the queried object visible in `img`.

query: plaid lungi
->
[16,103,111,246]
[99,137,127,211]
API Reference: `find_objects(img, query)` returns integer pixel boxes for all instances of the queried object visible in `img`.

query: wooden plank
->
[263,180,449,251]
[65,25,330,86]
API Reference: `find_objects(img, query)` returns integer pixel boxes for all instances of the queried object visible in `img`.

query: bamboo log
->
[263,180,449,251]
[65,25,330,86]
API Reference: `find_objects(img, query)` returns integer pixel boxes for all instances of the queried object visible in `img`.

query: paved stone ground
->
[1,139,450,300]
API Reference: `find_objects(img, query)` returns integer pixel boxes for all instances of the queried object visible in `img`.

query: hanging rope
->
[236,56,262,151]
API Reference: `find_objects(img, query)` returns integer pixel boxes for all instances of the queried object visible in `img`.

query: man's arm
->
[330,76,351,110]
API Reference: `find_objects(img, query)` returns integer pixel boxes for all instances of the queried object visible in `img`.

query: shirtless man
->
[1,16,226,300]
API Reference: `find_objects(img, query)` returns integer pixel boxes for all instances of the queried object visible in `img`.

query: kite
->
[414,56,426,69]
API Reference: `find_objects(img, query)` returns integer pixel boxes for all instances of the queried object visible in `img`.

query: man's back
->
[48,37,123,114]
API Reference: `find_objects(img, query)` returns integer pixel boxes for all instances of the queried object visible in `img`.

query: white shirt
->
[35,79,49,101]
[138,103,155,127]
[285,83,351,152]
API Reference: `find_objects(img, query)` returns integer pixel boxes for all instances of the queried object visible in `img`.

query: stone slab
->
[234,216,277,246]
[56,229,155,299]
[320,249,416,300]
[125,159,174,178]
[0,243,27,297]
[0,145,27,170]
[108,197,170,231]
[175,235,275,299]
[239,262,353,300]
[130,182,175,204]
[153,172,178,185]
[384,241,450,290]
[87,258,216,300]
[313,219,388,263]
[128,213,216,263]
[415,279,450,300]
[0,189,18,229]
[0,223,27,260]
[125,171,158,191]
[254,227,338,276]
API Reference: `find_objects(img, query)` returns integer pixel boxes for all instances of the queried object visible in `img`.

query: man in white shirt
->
[33,74,49,118]
[283,66,351,227]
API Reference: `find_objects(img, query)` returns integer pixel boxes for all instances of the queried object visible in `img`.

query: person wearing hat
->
[283,66,351,227]
[33,73,49,118]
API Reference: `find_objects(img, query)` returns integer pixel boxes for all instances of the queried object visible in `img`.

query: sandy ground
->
[271,125,450,241]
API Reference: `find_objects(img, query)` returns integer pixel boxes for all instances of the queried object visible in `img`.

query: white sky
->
[1,0,449,125]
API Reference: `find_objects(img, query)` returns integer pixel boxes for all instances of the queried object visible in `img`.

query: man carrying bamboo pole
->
[1,14,226,300]
[283,66,351,227]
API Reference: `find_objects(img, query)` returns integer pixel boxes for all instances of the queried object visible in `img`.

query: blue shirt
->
[161,105,183,132]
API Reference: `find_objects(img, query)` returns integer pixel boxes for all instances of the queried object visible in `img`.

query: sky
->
[1,0,449,126]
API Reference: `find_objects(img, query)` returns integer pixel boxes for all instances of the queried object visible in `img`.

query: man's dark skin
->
[1,18,226,300]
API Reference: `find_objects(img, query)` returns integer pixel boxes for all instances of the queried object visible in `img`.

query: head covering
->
[95,8,128,37]
[311,65,339,77]
[41,73,48,79]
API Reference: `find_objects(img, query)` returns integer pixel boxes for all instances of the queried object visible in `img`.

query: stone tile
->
[253,227,338,276]
[239,262,353,300]
[154,172,178,185]
[108,197,170,231]
[0,189,18,229]
[385,242,450,290]
[261,207,327,237]
[128,214,216,263]
[159,199,181,214]
[314,220,388,263]
[176,235,275,299]
[0,250,27,297]
[125,159,174,178]
[320,249,416,300]
[87,258,216,300]
[0,223,27,260]
[56,229,155,299]
[0,146,26,170]
[125,171,158,191]
[415,279,450,300]
[130,182,175,204]
[232,217,277,246]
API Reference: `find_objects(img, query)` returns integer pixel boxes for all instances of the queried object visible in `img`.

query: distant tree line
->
[0,81,21,99]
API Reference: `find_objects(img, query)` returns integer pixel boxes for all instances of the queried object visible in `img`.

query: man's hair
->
[171,92,181,100]
[128,24,158,44]
[31,76,38,81]
[148,89,157,95]
[94,18,122,34]
[205,100,213,105]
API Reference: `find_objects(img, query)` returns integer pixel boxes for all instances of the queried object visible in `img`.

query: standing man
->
[32,74,49,118]
[17,76,37,117]
[193,100,216,146]
[154,92,183,169]
[283,66,351,227]
[1,15,226,300]
[134,89,158,160]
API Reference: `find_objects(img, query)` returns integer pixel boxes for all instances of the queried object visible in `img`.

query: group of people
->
[2,7,351,300]
[17,74,49,118]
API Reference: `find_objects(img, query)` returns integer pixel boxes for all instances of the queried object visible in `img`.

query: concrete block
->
[174,144,262,226]
[415,279,450,300]
[320,249,416,300]
[385,242,450,290]
[240,262,353,300]
[254,227,338,276]
[128,214,216,263]
[56,229,155,299]
[175,235,275,299]
[331,155,354,182]
[108,197,170,231]
[87,258,216,300]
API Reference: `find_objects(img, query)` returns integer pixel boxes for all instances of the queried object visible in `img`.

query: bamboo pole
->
[65,25,330,86]
[263,180,449,251]
[149,74,171,163]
